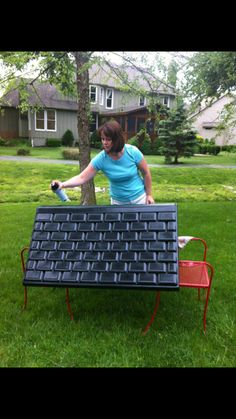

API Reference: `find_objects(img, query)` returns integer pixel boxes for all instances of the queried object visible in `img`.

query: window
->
[106,88,113,109]
[100,87,104,105]
[35,109,56,131]
[90,85,97,103]
[127,117,136,132]
[139,95,146,106]
[137,118,146,131]
[146,119,154,134]
[162,96,170,107]
[89,112,97,132]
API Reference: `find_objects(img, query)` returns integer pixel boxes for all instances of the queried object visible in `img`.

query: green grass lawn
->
[0,160,236,367]
[1,145,236,165]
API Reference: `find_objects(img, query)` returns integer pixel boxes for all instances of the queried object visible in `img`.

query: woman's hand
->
[51,180,63,190]
[146,194,155,204]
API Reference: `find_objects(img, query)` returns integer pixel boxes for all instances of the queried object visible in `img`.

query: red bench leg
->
[142,291,160,335]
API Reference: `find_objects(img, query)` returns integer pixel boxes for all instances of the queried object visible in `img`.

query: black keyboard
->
[23,204,179,290]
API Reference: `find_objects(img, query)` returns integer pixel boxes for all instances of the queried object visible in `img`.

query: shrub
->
[0,138,30,147]
[61,129,74,147]
[0,137,7,146]
[196,134,204,143]
[129,129,152,155]
[46,138,61,147]
[90,130,102,149]
[62,148,80,160]
[17,148,30,156]
[198,144,221,155]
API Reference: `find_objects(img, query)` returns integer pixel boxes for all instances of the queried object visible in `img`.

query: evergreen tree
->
[158,103,197,164]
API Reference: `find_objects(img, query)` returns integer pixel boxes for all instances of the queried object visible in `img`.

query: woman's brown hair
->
[98,120,125,153]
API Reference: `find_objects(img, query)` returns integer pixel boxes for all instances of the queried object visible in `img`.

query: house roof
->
[89,62,176,95]
[0,82,78,111]
[100,105,148,116]
[188,93,236,120]
[0,62,176,111]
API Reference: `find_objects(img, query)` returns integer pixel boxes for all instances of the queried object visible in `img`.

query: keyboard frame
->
[23,204,179,291]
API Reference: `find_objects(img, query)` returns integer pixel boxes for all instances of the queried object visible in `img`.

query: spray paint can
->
[51,181,70,202]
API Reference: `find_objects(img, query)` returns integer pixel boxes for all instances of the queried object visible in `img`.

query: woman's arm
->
[138,158,155,204]
[52,163,97,189]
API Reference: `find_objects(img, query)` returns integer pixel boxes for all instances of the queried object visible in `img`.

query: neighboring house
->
[0,62,176,146]
[189,94,236,146]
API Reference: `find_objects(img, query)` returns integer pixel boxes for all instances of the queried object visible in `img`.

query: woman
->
[52,120,155,205]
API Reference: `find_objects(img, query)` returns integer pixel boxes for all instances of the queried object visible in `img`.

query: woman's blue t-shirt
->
[91,144,145,201]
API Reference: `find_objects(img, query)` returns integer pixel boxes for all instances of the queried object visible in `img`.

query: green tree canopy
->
[183,51,236,108]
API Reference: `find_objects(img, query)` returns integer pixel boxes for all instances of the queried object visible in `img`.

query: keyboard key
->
[140,212,156,221]
[43,271,61,282]
[99,272,116,283]
[110,262,127,272]
[138,273,157,284]
[55,261,71,271]
[130,242,146,251]
[58,242,74,251]
[96,222,110,231]
[48,251,64,260]
[81,272,98,282]
[129,262,146,272]
[93,242,110,251]
[91,262,107,272]
[61,223,77,232]
[73,262,90,271]
[139,232,156,241]
[44,222,60,231]
[121,232,138,241]
[120,252,136,261]
[102,252,117,261]
[65,251,81,261]
[158,252,177,262]
[139,252,156,262]
[37,261,54,270]
[118,272,136,284]
[104,213,120,221]
[40,241,57,251]
[111,242,128,251]
[122,213,138,221]
[25,270,42,281]
[158,212,176,221]
[71,213,86,222]
[62,272,78,282]
[36,213,52,221]
[113,222,128,231]
[158,274,178,285]
[148,263,166,273]
[130,222,146,231]
[54,213,69,222]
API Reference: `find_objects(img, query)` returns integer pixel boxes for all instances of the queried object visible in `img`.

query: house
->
[0,62,176,146]
[189,94,236,146]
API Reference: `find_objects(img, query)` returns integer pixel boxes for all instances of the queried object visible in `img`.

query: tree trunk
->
[74,51,96,205]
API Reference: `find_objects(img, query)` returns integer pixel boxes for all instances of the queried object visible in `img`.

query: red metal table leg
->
[142,291,160,335]
[20,247,29,309]
[66,288,74,320]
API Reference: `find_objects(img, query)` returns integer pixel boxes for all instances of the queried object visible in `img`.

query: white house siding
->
[190,95,236,146]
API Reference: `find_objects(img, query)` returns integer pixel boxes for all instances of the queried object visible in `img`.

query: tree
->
[158,103,197,164]
[182,51,236,141]
[183,52,236,105]
[0,51,177,200]
[0,51,99,204]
